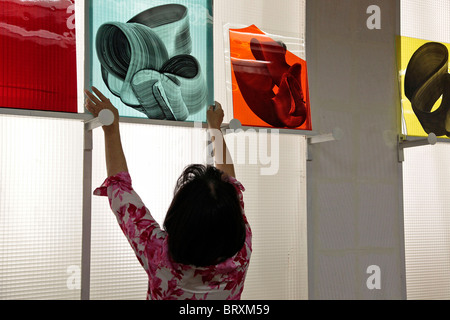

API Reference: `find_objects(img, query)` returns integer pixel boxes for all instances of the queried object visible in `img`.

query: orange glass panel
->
[229,25,311,130]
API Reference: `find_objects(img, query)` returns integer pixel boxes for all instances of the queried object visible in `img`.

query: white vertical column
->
[81,0,92,300]
[81,126,93,301]
[306,0,406,299]
[81,109,114,301]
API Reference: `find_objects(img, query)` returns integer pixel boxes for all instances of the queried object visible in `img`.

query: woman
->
[84,87,252,300]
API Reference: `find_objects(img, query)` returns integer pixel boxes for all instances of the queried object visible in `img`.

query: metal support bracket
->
[398,133,437,162]
[84,109,115,132]
[220,118,243,132]
[307,128,344,161]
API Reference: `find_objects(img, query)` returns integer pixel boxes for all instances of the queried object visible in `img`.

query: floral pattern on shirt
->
[94,171,252,300]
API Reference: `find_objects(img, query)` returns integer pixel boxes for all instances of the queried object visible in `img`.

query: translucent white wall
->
[0,0,308,300]
[401,0,450,300]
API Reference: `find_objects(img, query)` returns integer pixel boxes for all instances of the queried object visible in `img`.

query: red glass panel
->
[0,0,77,112]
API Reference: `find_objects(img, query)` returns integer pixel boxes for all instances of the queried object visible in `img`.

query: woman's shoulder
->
[222,174,245,192]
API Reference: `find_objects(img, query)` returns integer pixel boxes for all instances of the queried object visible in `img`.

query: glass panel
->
[90,123,307,300]
[232,132,308,300]
[227,25,311,131]
[213,0,309,131]
[0,0,77,112]
[403,143,450,299]
[90,123,206,300]
[0,115,83,300]
[401,0,450,300]
[88,0,213,122]
[398,0,450,138]
[213,0,309,298]
[401,0,450,43]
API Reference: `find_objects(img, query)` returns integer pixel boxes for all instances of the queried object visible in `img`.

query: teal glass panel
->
[88,0,213,122]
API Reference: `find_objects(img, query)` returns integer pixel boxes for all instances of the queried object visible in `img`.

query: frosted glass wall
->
[0,115,83,300]
[90,123,206,300]
[89,124,308,300]
[401,0,450,43]
[0,0,308,300]
[403,143,450,299]
[401,0,450,300]
[87,0,308,300]
[236,133,308,300]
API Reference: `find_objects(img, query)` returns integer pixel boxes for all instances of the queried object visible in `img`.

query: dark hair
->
[163,164,246,267]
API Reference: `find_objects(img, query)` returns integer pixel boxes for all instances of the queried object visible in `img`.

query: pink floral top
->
[93,171,252,300]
